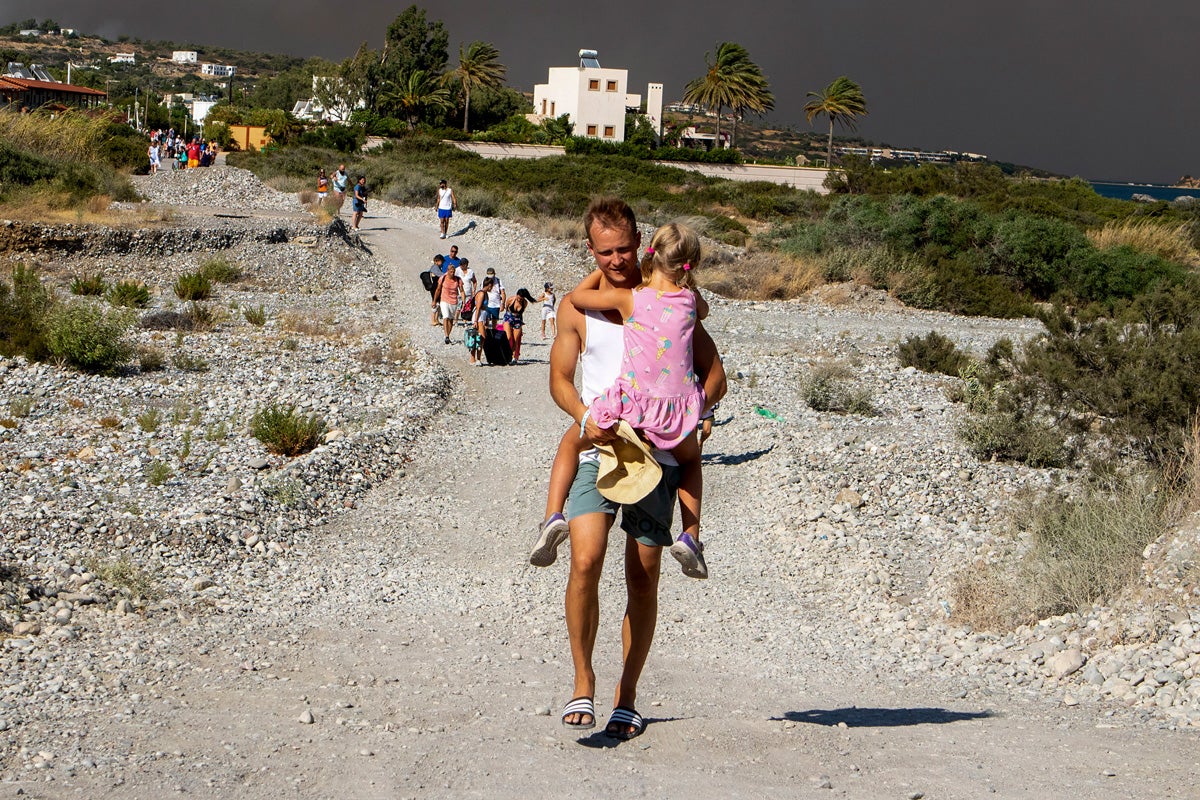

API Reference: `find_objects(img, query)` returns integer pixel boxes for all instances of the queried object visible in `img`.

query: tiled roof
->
[0,76,107,96]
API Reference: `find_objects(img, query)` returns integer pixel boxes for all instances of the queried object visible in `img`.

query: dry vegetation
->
[701,249,823,301]
[1086,219,1200,267]
[278,307,370,340]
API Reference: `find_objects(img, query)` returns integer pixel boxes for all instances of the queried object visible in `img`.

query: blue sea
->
[1089,182,1200,203]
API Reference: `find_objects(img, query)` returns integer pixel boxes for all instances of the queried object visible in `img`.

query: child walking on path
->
[530,222,712,578]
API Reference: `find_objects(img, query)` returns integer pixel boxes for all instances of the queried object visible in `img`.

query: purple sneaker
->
[529,513,569,567]
[669,533,708,579]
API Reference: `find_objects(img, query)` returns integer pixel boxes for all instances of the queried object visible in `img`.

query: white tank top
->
[581,310,677,466]
[437,187,453,210]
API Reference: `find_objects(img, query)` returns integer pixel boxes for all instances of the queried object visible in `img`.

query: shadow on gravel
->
[779,707,993,727]
[703,445,773,466]
[574,715,681,748]
[450,220,477,237]
[327,217,372,253]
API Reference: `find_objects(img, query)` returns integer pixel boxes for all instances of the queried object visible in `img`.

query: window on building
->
[606,80,617,92]
[586,124,597,136]
[550,101,555,115]
[540,98,546,115]
[603,126,615,138]
[588,79,599,91]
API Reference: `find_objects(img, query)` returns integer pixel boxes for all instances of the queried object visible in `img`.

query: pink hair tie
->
[645,247,654,254]
[682,263,691,270]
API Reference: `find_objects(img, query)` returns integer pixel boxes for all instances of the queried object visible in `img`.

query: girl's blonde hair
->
[640,222,701,289]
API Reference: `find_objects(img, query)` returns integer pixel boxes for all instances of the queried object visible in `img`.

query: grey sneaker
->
[529,513,569,567]
[669,533,708,579]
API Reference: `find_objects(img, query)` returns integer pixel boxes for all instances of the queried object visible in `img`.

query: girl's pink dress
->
[590,287,705,450]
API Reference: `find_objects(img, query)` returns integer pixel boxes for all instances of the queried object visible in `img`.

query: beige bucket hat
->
[595,420,662,504]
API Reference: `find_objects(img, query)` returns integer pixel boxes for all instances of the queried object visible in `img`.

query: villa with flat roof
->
[530,50,662,142]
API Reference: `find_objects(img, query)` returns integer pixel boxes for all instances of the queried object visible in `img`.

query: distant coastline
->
[1172,175,1200,189]
[1089,181,1200,202]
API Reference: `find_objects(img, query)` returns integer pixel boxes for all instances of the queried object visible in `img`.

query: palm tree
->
[447,41,506,132]
[729,67,774,148]
[682,42,773,149]
[382,69,453,130]
[804,76,868,166]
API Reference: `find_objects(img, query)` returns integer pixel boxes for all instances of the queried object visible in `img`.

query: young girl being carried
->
[530,222,712,578]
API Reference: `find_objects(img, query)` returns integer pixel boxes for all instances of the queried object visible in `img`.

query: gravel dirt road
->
[8,195,1199,799]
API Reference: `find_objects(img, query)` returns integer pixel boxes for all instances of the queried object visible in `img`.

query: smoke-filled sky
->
[7,0,1198,183]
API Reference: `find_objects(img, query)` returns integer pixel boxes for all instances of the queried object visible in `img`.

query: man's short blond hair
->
[584,198,637,243]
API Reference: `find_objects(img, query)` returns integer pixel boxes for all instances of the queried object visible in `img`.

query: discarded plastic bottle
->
[753,405,780,420]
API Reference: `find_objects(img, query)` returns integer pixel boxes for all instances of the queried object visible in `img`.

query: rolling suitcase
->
[482,328,512,366]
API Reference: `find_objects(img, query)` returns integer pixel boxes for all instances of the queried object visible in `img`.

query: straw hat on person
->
[595,421,662,504]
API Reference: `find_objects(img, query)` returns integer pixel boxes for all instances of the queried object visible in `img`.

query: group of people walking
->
[422,244,557,366]
[147,129,217,174]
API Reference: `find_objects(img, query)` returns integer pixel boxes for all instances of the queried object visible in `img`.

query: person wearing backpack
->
[451,252,474,295]
[433,264,463,345]
[424,254,446,326]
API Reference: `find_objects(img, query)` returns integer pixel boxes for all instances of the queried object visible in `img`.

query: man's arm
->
[693,321,726,416]
[432,273,446,307]
[549,295,618,443]
[572,286,632,317]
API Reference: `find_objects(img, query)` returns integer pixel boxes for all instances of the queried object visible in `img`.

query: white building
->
[172,51,198,64]
[201,63,236,78]
[191,99,218,125]
[531,49,662,142]
[108,53,136,64]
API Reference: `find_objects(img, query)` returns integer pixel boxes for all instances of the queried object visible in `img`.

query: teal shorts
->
[565,459,680,547]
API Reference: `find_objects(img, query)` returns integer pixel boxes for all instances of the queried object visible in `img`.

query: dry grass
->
[266,175,308,194]
[356,331,417,368]
[1087,219,1200,267]
[309,200,337,225]
[278,308,369,340]
[517,215,585,241]
[701,250,824,300]
[297,189,317,206]
[951,474,1167,630]
[0,108,110,163]
[1163,418,1200,521]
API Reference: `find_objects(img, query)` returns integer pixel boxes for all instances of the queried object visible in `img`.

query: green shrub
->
[185,301,217,332]
[250,402,327,456]
[243,305,267,326]
[145,460,173,486]
[1067,245,1187,303]
[173,272,212,301]
[1019,287,1200,464]
[106,281,151,308]
[897,331,972,376]
[87,556,158,602]
[8,396,33,418]
[895,254,1034,319]
[138,345,165,372]
[44,301,134,374]
[956,409,1070,468]
[140,309,192,330]
[803,366,875,415]
[136,407,162,432]
[170,349,209,372]
[0,263,53,360]
[198,256,242,284]
[952,364,1070,467]
[988,214,1088,299]
[70,273,107,296]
